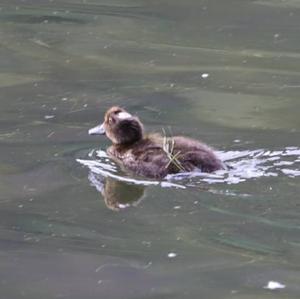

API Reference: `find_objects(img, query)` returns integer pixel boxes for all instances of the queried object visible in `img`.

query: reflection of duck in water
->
[89,106,224,179]
[88,172,145,211]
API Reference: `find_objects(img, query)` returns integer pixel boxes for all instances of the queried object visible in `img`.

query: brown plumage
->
[89,106,224,179]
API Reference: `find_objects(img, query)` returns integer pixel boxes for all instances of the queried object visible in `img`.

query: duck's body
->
[107,134,223,178]
[89,106,224,179]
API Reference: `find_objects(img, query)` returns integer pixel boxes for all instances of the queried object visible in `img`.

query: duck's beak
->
[88,123,105,135]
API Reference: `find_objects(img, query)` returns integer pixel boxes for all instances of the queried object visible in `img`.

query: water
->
[1,0,300,298]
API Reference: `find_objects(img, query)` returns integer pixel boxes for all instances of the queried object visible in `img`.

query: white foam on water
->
[78,146,300,191]
[167,146,300,185]
[77,149,185,189]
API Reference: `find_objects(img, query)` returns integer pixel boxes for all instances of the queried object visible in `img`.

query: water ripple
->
[168,147,300,185]
[77,149,185,190]
[78,146,300,192]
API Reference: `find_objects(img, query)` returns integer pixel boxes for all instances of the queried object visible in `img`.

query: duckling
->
[89,106,224,179]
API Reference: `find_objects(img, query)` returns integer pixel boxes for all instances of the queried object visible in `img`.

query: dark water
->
[1,0,300,298]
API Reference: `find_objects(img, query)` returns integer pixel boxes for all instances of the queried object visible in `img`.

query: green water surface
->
[0,1,300,298]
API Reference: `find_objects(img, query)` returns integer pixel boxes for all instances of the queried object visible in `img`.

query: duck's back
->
[109,134,223,179]
[118,137,171,178]
[172,136,224,173]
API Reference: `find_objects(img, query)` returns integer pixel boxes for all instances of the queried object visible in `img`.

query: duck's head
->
[89,106,144,145]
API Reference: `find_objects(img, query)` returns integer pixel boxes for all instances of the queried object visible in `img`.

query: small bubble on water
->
[264,281,285,290]
[44,115,55,119]
[142,241,151,247]
[167,252,177,258]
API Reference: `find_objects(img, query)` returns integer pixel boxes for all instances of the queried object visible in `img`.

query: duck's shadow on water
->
[77,147,300,211]
[88,174,145,211]
[77,149,186,211]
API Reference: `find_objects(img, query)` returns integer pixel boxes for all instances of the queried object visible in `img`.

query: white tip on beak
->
[88,123,105,135]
